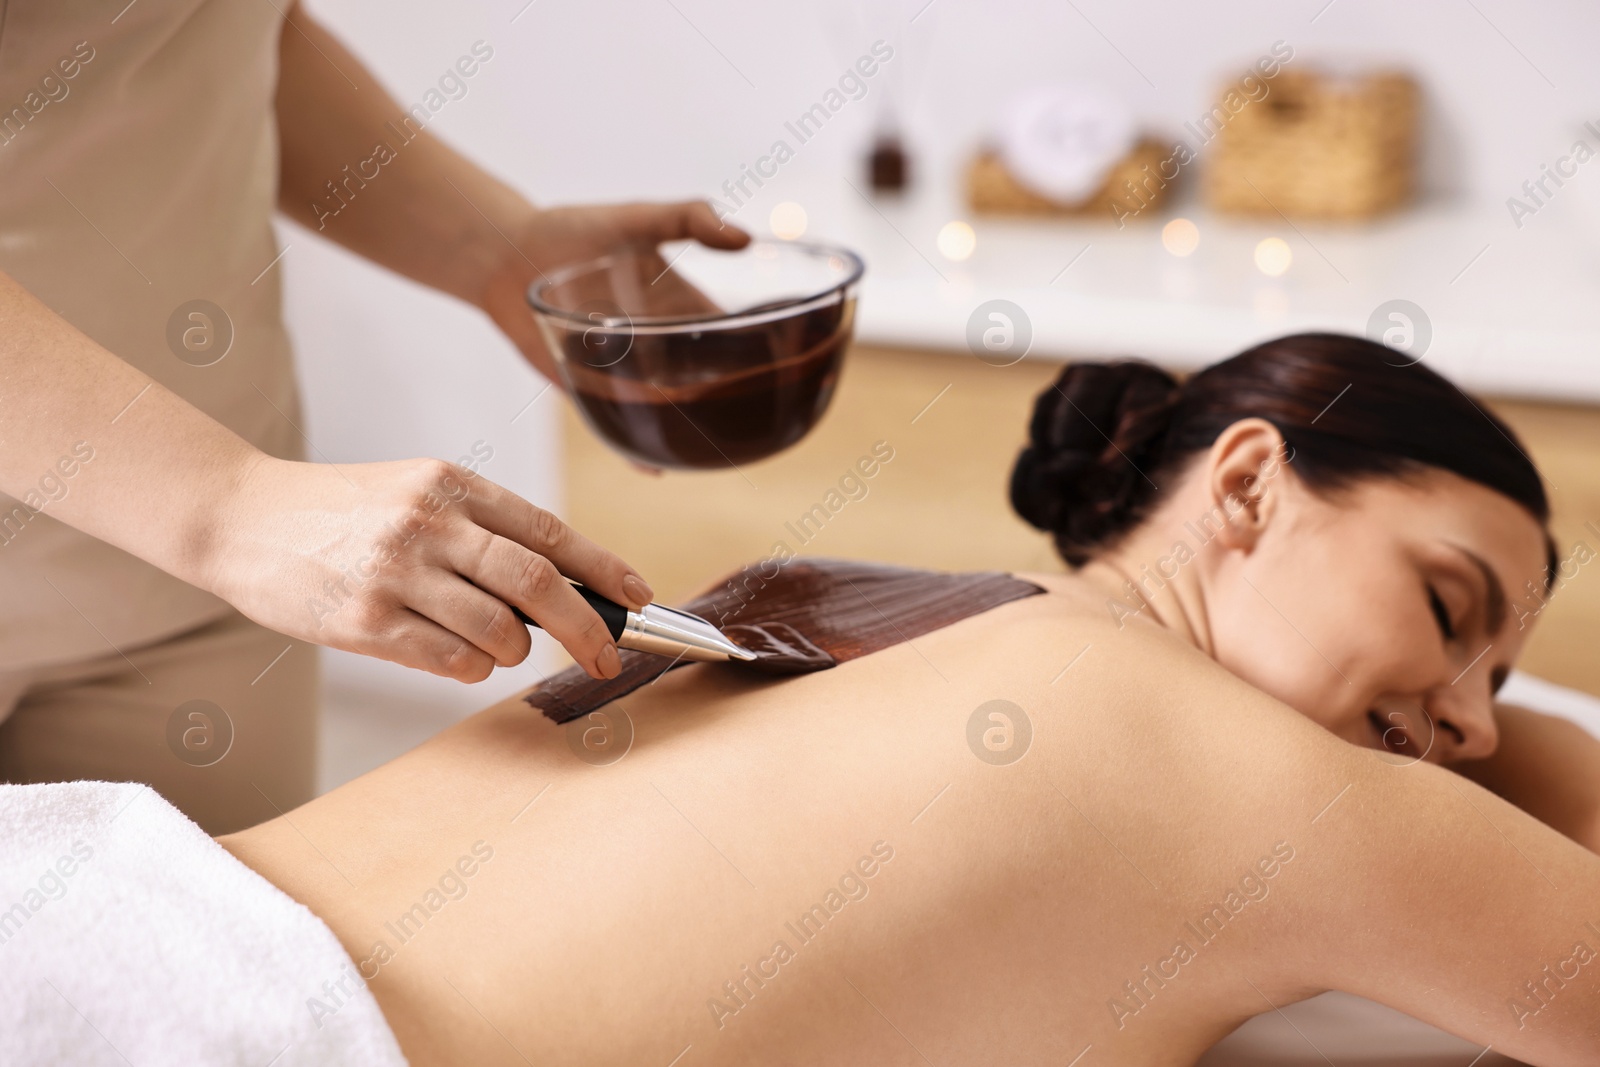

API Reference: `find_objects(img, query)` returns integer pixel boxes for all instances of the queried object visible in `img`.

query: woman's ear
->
[1204,418,1288,550]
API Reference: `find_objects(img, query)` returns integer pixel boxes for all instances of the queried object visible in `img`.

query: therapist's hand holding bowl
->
[480,200,752,385]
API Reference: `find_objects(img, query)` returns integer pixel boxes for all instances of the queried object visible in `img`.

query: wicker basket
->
[1204,68,1419,219]
[967,138,1176,220]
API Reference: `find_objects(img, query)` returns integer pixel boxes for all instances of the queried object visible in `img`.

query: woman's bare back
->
[223,572,1600,1066]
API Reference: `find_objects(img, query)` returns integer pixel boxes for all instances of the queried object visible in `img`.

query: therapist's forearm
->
[0,270,257,584]
[274,3,532,309]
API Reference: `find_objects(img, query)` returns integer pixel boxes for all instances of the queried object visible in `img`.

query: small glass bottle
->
[868,131,910,192]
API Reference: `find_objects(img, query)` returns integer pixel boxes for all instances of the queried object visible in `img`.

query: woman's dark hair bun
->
[1009,360,1180,566]
[1009,333,1553,579]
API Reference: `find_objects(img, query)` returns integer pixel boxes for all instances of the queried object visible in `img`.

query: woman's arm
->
[1452,703,1600,853]
[1064,628,1600,1064]
[1297,729,1600,1064]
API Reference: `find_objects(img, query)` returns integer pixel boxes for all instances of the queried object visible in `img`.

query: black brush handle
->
[511,584,628,641]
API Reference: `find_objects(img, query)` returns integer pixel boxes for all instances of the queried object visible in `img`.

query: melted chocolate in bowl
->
[560,298,854,470]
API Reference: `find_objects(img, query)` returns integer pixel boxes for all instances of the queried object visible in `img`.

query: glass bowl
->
[526,239,864,470]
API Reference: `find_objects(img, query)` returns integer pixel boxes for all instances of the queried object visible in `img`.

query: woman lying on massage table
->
[223,333,1600,1067]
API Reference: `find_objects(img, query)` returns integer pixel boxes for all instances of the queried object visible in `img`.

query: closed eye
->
[1427,586,1456,642]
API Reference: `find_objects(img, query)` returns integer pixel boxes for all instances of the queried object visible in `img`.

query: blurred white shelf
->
[799,180,1600,404]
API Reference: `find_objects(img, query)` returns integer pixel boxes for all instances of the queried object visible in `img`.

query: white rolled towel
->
[0,781,407,1067]
[996,85,1137,203]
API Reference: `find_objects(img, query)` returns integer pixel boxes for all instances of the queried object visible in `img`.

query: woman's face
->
[1205,463,1550,765]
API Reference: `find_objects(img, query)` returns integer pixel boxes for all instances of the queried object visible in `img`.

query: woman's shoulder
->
[984,576,1600,1060]
[952,568,1291,720]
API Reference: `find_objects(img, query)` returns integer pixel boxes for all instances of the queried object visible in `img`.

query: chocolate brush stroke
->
[526,558,1044,724]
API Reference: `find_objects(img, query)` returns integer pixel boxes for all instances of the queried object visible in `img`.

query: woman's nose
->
[1428,683,1500,762]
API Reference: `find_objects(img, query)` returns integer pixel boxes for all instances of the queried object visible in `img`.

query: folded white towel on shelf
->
[0,781,407,1067]
[996,85,1137,203]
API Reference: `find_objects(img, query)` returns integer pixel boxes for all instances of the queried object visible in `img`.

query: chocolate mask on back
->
[526,558,1044,724]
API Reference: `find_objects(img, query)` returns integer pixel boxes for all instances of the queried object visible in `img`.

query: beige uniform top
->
[0,0,300,669]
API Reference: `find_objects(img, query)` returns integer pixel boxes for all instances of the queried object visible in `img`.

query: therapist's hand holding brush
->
[0,268,652,682]
[211,456,655,683]
[0,265,651,682]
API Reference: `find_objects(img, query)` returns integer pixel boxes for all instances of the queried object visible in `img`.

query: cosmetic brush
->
[516,584,756,663]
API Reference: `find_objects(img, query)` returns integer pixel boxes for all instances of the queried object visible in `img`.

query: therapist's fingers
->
[364,606,499,683]
[404,570,534,670]
[443,528,624,680]
[620,202,751,317]
[635,202,754,319]
[613,199,752,250]
[632,248,724,318]
[463,475,652,609]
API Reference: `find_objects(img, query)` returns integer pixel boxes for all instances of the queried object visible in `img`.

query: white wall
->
[302,0,1600,210]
